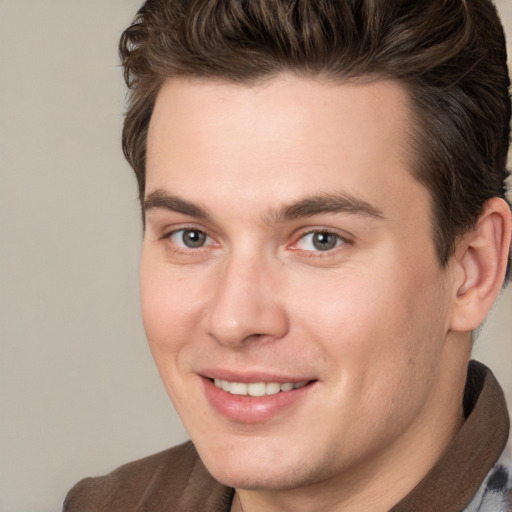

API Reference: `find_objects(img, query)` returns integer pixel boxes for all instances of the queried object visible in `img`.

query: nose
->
[205,255,289,347]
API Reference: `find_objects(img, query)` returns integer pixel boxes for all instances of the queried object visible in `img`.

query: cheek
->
[354,271,449,410]
[291,255,450,389]
[139,255,205,359]
[139,259,208,416]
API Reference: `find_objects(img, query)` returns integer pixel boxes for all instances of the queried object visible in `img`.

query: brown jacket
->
[63,361,510,511]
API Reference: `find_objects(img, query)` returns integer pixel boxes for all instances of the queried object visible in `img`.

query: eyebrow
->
[144,190,211,221]
[143,189,384,224]
[266,193,385,224]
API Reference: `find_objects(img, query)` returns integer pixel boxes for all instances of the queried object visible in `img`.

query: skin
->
[140,75,506,511]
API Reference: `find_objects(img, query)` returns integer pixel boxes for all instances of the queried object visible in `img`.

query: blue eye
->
[296,231,344,251]
[169,229,212,249]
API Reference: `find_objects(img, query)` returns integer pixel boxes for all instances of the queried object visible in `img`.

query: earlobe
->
[450,198,512,332]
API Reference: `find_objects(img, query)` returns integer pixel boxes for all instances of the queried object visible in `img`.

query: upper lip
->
[200,368,316,384]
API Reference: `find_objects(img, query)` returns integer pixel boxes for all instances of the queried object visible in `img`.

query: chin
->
[208,464,305,491]
[197,440,336,492]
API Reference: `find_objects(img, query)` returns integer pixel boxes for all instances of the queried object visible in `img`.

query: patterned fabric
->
[464,441,512,512]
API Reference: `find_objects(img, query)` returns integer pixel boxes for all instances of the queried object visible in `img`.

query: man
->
[64,0,512,510]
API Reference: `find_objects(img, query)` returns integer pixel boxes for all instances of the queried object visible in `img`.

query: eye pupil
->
[313,232,338,251]
[182,229,206,248]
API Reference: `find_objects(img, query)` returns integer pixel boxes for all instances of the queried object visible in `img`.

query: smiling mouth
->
[212,379,309,397]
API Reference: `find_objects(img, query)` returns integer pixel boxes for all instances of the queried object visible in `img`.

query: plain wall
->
[0,1,511,511]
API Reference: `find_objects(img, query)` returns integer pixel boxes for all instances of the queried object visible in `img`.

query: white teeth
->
[265,382,281,395]
[230,382,248,395]
[213,379,308,396]
[248,382,266,396]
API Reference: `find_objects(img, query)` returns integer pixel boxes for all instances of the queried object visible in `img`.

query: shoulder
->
[62,441,208,512]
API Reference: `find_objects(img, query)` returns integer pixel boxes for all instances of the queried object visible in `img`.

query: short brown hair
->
[119,0,511,279]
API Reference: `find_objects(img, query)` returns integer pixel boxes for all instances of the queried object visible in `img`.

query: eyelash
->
[163,227,216,251]
[162,226,350,256]
[291,230,348,255]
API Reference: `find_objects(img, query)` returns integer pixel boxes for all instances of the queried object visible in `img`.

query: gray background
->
[0,1,511,511]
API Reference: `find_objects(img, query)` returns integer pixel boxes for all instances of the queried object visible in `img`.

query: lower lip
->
[202,378,314,423]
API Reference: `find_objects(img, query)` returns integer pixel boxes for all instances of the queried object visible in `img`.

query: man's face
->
[141,75,460,491]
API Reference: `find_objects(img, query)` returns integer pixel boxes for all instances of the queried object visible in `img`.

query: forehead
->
[148,75,412,161]
[146,75,426,225]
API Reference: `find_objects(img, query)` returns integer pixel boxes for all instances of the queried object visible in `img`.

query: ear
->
[450,197,512,332]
